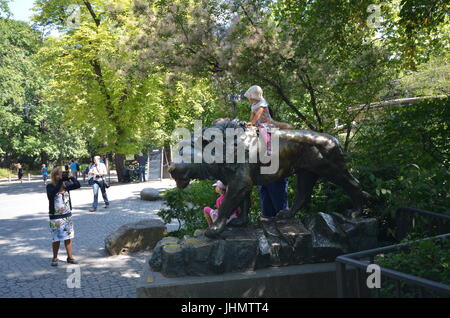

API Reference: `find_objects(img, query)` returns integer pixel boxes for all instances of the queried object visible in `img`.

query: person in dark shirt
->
[17,163,23,183]
[46,167,81,266]
[136,153,148,182]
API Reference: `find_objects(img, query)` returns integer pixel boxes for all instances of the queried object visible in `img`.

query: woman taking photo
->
[46,167,81,266]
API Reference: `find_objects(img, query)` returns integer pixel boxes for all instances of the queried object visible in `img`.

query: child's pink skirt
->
[204,207,238,224]
[258,123,272,155]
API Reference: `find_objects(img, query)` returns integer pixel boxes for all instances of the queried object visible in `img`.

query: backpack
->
[76,163,80,171]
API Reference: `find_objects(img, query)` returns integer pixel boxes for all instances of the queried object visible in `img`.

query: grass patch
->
[0,168,14,178]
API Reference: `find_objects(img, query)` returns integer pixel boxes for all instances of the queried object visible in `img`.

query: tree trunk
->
[114,153,126,183]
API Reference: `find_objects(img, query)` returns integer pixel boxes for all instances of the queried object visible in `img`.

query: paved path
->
[0,178,178,298]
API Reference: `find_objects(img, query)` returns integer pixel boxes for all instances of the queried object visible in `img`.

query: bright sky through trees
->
[8,0,34,22]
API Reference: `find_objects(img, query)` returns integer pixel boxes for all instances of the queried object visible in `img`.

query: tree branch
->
[299,72,323,131]
[83,0,100,27]
[258,75,317,130]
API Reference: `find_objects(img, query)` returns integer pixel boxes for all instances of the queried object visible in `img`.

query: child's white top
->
[251,99,269,112]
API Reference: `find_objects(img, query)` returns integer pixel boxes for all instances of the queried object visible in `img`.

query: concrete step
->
[137,260,361,298]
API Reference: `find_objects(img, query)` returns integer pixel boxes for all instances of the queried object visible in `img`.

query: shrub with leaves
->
[375,238,450,298]
[299,98,450,241]
[158,180,217,237]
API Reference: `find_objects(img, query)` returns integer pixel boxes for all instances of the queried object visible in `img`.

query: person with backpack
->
[136,153,148,182]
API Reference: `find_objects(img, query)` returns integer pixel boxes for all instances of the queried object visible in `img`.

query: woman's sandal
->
[67,258,78,264]
[51,259,58,267]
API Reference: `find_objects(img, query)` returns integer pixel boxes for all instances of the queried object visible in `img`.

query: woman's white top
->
[88,163,107,177]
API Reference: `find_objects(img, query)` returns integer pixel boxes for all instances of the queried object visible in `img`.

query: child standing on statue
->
[203,181,240,227]
[245,85,292,130]
[244,85,292,154]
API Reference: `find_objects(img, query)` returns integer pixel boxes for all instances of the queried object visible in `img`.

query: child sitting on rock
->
[203,180,240,227]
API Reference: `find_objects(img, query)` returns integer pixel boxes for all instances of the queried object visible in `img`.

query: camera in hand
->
[62,170,70,181]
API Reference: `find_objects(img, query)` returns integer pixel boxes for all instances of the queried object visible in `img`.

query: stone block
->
[105,219,166,255]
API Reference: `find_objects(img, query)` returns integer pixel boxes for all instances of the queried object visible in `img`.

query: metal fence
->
[336,207,450,298]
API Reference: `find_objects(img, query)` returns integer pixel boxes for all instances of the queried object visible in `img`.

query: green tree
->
[0,10,88,168]
[129,0,448,150]
[0,0,10,17]
[34,0,225,180]
[397,54,450,96]
[129,1,395,147]
[385,0,449,71]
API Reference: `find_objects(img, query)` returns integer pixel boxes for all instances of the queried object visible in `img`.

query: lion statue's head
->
[168,119,259,188]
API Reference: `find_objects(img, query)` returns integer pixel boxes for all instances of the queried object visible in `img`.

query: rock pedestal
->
[149,212,378,277]
[105,219,166,255]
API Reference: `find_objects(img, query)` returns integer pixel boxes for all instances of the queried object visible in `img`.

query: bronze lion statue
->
[168,120,369,238]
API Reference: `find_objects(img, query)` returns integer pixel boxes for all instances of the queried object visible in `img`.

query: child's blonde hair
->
[244,85,264,101]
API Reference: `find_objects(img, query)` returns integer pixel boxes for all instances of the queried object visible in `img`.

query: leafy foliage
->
[0,0,10,17]
[302,97,449,240]
[397,54,450,96]
[32,0,226,179]
[158,180,217,237]
[130,0,397,138]
[376,238,450,297]
[0,15,89,168]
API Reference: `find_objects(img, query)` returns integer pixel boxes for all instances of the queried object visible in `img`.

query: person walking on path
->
[136,153,148,182]
[69,160,79,179]
[46,168,81,266]
[88,156,110,212]
[42,164,48,185]
[16,163,23,183]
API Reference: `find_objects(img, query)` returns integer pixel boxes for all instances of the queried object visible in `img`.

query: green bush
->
[0,168,12,178]
[159,179,280,237]
[158,180,217,237]
[301,97,450,241]
[375,238,450,297]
